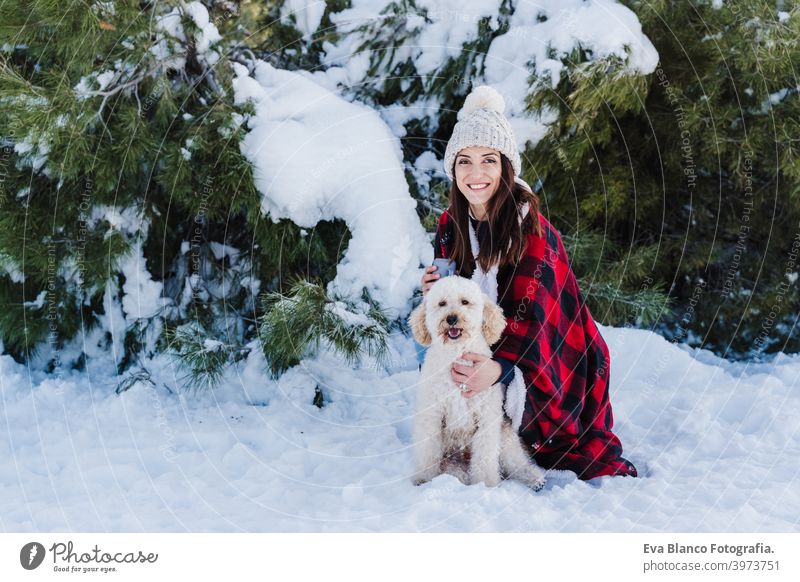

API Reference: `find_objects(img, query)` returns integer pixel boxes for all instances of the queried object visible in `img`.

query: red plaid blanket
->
[435,209,637,480]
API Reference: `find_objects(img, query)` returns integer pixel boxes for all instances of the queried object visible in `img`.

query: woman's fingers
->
[451,367,469,383]
[420,266,440,295]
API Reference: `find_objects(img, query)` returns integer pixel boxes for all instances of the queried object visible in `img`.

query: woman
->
[420,86,637,480]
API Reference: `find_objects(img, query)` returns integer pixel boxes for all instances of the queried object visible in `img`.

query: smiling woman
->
[454,147,502,220]
[419,85,637,480]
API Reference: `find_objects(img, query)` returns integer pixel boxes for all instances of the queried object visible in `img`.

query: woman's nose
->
[468,166,485,178]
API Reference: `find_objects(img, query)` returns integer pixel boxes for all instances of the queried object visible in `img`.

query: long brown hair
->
[448,155,542,278]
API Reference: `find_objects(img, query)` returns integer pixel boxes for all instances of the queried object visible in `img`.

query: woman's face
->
[454,146,502,218]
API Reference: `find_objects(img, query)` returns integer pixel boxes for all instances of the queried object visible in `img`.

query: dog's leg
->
[413,409,445,485]
[499,422,547,491]
[441,452,471,486]
[469,418,502,487]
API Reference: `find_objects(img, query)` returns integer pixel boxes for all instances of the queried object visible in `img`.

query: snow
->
[1,325,798,532]
[768,88,791,105]
[202,339,224,352]
[325,301,373,327]
[183,1,222,54]
[482,0,658,147]
[281,0,328,37]
[152,2,221,70]
[371,97,443,141]
[14,135,49,172]
[0,253,25,283]
[89,205,144,236]
[208,241,238,261]
[399,1,502,76]
[295,0,658,153]
[74,70,116,97]
[22,290,46,309]
[233,60,431,317]
[155,5,188,42]
[120,245,169,321]
[411,150,443,191]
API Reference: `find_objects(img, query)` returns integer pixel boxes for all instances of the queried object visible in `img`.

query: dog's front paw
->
[482,475,502,488]
[470,469,501,488]
[530,474,546,492]
[413,469,439,486]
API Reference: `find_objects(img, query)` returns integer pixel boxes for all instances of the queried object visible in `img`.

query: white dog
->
[409,275,546,490]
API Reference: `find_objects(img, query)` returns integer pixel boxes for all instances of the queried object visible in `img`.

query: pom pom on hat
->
[458,85,506,120]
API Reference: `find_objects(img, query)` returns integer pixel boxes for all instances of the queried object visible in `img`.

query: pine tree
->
[531,0,800,356]
[0,0,366,388]
[6,0,787,393]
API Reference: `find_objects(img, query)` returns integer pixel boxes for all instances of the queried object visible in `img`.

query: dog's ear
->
[481,295,507,346]
[409,300,432,346]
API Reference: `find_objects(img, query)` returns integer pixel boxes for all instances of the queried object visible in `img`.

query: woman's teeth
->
[469,184,489,190]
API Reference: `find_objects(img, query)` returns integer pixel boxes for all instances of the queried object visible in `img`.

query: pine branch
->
[259,279,391,378]
[163,323,250,391]
[580,279,672,327]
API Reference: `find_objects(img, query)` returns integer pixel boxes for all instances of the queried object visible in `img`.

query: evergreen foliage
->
[259,279,391,378]
[262,0,799,357]
[2,0,795,393]
[532,0,800,356]
[0,1,361,387]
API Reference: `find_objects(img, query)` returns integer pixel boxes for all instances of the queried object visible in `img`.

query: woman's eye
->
[438,300,446,307]
[458,159,469,164]
[485,158,496,163]
[461,299,469,305]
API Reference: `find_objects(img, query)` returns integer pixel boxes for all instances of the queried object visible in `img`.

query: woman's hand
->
[451,352,502,398]
[421,265,440,296]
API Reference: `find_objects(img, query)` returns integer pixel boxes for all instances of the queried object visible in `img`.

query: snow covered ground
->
[1,325,798,532]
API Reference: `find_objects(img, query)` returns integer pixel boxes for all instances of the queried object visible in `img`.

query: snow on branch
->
[232,60,432,316]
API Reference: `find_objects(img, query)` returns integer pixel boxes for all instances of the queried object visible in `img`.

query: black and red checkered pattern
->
[435,209,637,480]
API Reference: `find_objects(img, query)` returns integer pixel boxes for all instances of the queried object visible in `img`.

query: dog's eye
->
[438,300,446,307]
[461,299,469,305]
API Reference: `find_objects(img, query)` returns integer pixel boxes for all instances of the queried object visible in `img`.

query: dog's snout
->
[446,314,458,326]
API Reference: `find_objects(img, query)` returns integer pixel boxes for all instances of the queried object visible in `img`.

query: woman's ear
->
[481,295,507,346]
[409,300,431,346]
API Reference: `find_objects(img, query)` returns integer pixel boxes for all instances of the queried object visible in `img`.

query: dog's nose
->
[446,314,458,326]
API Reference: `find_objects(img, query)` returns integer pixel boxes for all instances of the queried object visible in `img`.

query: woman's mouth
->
[468,183,490,191]
[447,327,462,340]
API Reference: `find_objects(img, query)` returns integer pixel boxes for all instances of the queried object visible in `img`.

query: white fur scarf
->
[467,200,530,304]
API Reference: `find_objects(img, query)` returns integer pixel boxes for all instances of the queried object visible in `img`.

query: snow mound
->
[233,60,431,316]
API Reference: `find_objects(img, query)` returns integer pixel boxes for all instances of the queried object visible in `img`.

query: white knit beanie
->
[443,85,521,181]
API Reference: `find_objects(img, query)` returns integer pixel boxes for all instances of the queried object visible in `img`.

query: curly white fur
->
[409,276,546,490]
